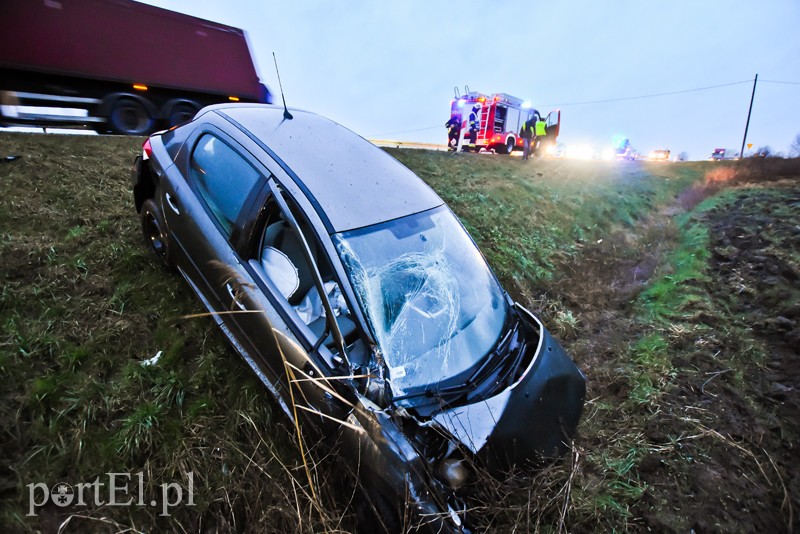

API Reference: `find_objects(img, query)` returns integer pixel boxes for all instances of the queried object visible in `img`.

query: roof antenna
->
[272,52,293,120]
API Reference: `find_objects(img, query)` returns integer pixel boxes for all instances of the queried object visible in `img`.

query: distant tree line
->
[791,133,800,158]
[746,133,800,158]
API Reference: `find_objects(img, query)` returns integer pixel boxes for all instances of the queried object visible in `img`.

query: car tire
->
[109,98,154,136]
[140,198,175,270]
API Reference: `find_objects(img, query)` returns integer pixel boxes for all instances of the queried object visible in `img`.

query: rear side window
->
[191,134,262,235]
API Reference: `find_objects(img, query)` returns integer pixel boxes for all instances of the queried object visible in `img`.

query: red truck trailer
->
[449,90,560,154]
[0,0,271,135]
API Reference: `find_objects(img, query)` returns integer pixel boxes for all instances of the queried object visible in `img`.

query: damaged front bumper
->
[341,304,586,532]
[434,305,586,469]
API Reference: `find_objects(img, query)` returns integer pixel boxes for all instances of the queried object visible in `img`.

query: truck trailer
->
[0,0,271,135]
[449,89,560,155]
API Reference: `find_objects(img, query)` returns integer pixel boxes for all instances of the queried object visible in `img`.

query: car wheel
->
[109,98,154,135]
[168,103,197,128]
[140,198,175,270]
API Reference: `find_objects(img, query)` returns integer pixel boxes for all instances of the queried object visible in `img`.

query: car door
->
[159,127,265,309]
[545,109,561,139]
[228,178,356,433]
[159,126,315,413]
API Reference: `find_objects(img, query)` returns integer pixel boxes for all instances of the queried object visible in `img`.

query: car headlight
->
[438,457,471,491]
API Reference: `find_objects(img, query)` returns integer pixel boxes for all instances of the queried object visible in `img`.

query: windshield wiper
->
[392,317,522,406]
[463,315,521,385]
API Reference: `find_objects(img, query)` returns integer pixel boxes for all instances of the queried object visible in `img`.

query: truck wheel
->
[109,98,154,135]
[504,137,515,155]
[168,103,197,127]
[140,198,175,270]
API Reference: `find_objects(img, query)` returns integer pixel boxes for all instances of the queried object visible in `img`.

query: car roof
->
[211,104,443,233]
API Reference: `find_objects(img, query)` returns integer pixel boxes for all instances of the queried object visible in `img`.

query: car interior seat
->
[263,220,317,306]
[262,219,357,346]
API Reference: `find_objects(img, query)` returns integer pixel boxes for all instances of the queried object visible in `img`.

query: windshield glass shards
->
[334,206,508,395]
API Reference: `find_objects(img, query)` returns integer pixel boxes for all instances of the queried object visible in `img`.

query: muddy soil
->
[637,184,799,533]
[544,181,799,533]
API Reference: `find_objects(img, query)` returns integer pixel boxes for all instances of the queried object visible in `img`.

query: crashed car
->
[132,103,586,532]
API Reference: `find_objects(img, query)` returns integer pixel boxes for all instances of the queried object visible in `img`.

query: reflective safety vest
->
[535,120,546,136]
[520,120,534,140]
[469,111,479,132]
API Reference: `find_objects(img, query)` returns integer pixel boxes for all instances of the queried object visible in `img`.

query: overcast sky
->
[140,0,800,160]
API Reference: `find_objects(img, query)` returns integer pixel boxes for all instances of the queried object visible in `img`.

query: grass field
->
[1,132,797,532]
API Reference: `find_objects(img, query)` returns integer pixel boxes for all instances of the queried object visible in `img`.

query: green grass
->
[0,133,313,531]
[388,150,702,290]
[578,178,800,531]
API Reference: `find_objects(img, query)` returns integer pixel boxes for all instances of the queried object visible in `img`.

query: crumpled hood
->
[432,310,586,470]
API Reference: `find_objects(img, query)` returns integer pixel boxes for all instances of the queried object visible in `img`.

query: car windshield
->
[334,206,508,395]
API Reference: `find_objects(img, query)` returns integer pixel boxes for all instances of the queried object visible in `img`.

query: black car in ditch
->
[132,103,586,532]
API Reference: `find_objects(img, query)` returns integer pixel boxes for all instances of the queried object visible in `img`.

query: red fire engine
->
[449,89,561,154]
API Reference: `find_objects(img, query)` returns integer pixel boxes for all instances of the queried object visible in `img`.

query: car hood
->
[431,310,586,470]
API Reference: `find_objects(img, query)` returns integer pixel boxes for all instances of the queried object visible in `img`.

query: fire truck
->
[449,88,560,154]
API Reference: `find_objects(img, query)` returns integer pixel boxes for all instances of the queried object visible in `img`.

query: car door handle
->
[226,283,246,310]
[165,192,180,215]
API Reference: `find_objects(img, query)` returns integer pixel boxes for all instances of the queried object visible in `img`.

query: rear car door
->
[158,125,307,407]
[160,126,265,310]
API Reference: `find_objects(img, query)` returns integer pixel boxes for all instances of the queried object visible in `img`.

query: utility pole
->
[740,74,758,158]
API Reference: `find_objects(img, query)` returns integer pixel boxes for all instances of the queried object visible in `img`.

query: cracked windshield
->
[335,206,507,394]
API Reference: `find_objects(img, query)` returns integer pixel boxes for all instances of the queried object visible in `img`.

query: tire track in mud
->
[634,183,799,534]
[537,180,799,532]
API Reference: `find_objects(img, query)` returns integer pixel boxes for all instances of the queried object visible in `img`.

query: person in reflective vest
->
[465,105,480,152]
[445,115,461,152]
[519,118,535,161]
[534,116,547,156]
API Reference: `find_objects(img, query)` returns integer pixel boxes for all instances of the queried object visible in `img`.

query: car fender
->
[342,399,456,531]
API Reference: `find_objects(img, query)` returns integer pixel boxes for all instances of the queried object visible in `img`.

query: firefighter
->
[519,117,535,161]
[534,114,547,156]
[465,105,480,152]
[445,114,461,152]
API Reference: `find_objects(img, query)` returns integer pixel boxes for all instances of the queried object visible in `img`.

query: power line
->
[761,79,800,85]
[539,79,753,107]
[369,125,440,137]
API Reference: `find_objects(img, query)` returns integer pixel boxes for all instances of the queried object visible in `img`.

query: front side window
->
[190,134,262,234]
[256,191,355,349]
[334,206,508,395]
